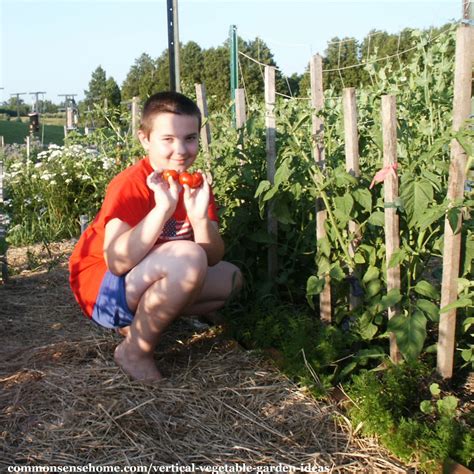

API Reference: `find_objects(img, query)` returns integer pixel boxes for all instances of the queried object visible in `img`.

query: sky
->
[0,0,462,105]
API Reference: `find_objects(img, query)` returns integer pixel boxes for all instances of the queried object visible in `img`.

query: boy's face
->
[138,112,200,172]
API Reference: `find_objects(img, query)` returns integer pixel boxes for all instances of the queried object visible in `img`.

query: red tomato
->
[162,169,179,182]
[178,172,194,187]
[191,172,203,188]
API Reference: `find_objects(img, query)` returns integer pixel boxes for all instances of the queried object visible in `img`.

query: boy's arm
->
[104,172,179,275]
[104,206,172,276]
[183,178,225,266]
[191,218,225,266]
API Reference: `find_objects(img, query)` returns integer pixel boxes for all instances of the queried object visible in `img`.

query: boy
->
[69,91,242,382]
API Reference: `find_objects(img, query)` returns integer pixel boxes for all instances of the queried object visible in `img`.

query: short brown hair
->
[139,91,202,137]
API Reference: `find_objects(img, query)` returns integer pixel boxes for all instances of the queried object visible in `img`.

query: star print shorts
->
[91,271,135,329]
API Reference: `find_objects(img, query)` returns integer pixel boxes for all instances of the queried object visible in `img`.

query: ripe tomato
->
[162,169,179,182]
[191,172,203,188]
[178,172,194,187]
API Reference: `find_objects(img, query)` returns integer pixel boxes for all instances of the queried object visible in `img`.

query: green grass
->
[0,119,64,146]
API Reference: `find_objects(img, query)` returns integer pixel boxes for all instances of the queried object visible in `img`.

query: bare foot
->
[115,326,131,338]
[114,340,163,383]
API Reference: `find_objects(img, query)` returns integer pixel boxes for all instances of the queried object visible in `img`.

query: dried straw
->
[1,241,413,472]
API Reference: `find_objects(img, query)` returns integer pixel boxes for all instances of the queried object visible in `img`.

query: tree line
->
[1,23,453,122]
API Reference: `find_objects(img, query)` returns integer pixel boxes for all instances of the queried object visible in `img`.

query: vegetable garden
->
[0,21,472,472]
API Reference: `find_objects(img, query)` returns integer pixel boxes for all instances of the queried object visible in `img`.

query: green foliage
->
[348,363,473,471]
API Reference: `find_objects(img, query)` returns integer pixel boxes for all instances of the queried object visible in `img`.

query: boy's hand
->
[182,171,210,223]
[146,171,180,217]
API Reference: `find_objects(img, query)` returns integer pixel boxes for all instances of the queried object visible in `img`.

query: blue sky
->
[0,0,461,105]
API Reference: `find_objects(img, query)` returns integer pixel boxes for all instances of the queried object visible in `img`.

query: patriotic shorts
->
[91,271,134,329]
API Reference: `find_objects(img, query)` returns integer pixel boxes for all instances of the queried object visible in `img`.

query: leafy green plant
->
[348,363,473,471]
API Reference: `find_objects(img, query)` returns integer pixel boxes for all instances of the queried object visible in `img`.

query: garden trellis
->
[233,21,473,377]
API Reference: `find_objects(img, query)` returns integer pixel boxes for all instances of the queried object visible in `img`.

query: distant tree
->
[84,66,108,109]
[121,53,158,100]
[323,37,360,92]
[202,45,230,110]
[180,41,205,89]
[37,100,59,114]
[106,77,121,107]
[3,97,30,117]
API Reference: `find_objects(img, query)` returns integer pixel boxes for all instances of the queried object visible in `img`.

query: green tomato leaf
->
[387,248,407,269]
[440,297,473,313]
[414,280,440,300]
[447,207,461,234]
[363,266,379,284]
[329,263,346,281]
[368,211,385,227]
[387,310,427,361]
[380,289,402,311]
[416,299,440,322]
[352,188,373,213]
[306,276,326,309]
[400,177,434,228]
[255,180,271,198]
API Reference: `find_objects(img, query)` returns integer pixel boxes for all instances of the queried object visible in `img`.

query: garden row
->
[0,22,472,471]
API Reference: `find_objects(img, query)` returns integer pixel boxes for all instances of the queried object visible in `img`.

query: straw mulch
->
[0,241,414,472]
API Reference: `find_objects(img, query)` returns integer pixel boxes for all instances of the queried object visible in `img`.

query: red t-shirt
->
[69,156,219,318]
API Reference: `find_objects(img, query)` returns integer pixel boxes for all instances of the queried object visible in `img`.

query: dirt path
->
[0,241,413,472]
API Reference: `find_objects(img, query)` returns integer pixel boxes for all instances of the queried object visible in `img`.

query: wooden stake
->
[265,66,278,281]
[26,136,30,159]
[195,83,212,166]
[382,95,401,363]
[437,24,473,379]
[343,87,361,310]
[0,136,4,148]
[235,88,247,129]
[310,54,331,323]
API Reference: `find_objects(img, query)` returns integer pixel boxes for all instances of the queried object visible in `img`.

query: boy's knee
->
[171,240,207,281]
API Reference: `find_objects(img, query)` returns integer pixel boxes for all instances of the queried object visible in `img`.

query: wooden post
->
[235,88,247,129]
[343,87,361,310]
[0,158,7,283]
[310,54,331,323]
[265,66,278,281]
[437,24,473,379]
[131,96,140,138]
[0,136,4,148]
[26,136,30,159]
[382,95,402,363]
[195,83,212,167]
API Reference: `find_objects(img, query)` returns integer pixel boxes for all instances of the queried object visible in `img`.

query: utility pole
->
[167,0,181,92]
[229,25,239,126]
[58,94,78,130]
[10,93,27,119]
[29,91,46,113]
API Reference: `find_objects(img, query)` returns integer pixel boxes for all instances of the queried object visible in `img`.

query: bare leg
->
[114,241,207,382]
[181,261,243,316]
